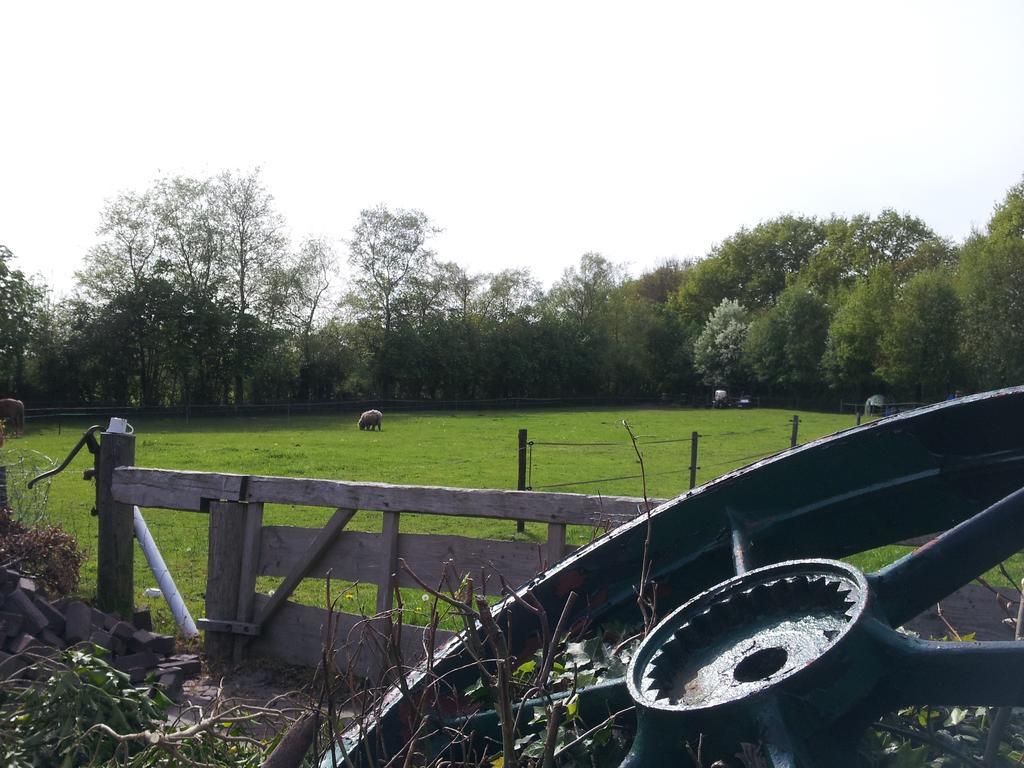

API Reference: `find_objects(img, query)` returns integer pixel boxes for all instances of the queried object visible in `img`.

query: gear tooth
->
[720,594,744,623]
[707,598,735,630]
[690,608,714,636]
[771,579,796,607]
[805,576,830,601]
[654,638,685,669]
[643,677,667,699]
[674,624,702,652]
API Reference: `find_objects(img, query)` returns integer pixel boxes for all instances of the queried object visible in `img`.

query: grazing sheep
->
[358,409,383,431]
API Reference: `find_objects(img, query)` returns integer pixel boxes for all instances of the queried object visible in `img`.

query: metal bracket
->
[196,618,261,636]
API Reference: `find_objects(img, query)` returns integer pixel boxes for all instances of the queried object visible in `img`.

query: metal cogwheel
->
[639,568,863,710]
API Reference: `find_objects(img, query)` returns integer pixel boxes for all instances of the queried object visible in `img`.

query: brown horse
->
[0,399,24,436]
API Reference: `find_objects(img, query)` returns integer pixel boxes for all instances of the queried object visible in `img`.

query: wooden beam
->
[233,502,264,663]
[252,507,356,632]
[258,527,541,593]
[112,467,662,527]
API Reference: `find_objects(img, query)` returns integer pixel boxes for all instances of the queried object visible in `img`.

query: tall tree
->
[745,286,829,393]
[480,268,542,323]
[693,298,750,389]
[877,269,962,400]
[347,206,438,334]
[545,252,624,330]
[0,245,44,394]
[214,169,287,403]
[820,266,896,394]
[153,174,227,296]
[803,211,954,297]
[676,215,826,324]
[347,205,438,396]
[77,190,161,300]
[269,237,339,400]
[959,177,1024,389]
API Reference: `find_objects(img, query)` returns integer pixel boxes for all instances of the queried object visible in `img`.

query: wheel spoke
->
[873,627,1024,707]
[867,484,1024,627]
[730,510,756,575]
[755,697,804,768]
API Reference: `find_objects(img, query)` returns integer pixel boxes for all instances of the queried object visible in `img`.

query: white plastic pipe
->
[133,505,200,639]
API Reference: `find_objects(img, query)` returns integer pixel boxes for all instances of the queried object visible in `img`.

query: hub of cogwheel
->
[624,559,875,761]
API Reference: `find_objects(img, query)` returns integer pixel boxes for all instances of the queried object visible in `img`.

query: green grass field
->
[4,406,904,636]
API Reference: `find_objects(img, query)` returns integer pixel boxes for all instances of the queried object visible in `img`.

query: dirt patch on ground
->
[170,656,319,739]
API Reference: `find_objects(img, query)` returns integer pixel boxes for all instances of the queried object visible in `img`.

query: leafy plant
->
[0,647,303,767]
[0,506,85,596]
[0,647,171,766]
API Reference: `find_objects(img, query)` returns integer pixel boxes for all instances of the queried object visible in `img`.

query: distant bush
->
[0,507,85,596]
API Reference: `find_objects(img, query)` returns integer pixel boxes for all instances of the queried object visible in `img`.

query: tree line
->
[3,170,1023,408]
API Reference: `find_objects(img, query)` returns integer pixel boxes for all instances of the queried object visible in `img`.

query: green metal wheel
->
[332,387,1024,767]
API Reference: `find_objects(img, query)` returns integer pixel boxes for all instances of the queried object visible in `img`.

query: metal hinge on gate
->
[196,618,260,636]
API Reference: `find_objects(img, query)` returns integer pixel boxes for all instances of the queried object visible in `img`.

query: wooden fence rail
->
[111,466,662,676]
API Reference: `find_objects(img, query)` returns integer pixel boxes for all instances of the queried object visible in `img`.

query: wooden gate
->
[112,467,658,677]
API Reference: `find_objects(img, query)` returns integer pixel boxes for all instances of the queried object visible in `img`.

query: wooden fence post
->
[790,415,800,448]
[689,431,699,490]
[377,511,401,615]
[96,430,135,618]
[516,428,527,534]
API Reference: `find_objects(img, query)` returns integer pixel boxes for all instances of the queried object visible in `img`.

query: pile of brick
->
[0,568,200,697]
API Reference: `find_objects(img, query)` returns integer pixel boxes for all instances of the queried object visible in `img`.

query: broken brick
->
[166,654,201,676]
[63,602,93,644]
[111,621,135,640]
[0,611,24,638]
[132,608,152,632]
[128,629,157,652]
[112,650,159,673]
[6,632,41,655]
[89,629,114,652]
[33,599,66,635]
[40,628,66,650]
[150,634,175,655]
[6,590,48,634]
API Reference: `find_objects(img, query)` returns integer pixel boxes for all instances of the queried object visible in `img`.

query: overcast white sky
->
[2,1,1023,298]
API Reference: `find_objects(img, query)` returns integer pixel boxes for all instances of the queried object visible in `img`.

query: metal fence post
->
[689,431,699,489]
[790,415,800,448]
[517,428,527,533]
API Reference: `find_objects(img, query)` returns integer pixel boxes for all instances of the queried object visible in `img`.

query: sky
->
[2,1,1023,299]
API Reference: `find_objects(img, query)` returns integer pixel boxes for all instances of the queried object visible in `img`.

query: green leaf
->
[566,693,580,720]
[514,659,537,678]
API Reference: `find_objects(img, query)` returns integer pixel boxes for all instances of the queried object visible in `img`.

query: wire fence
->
[520,416,809,500]
[23,396,680,424]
